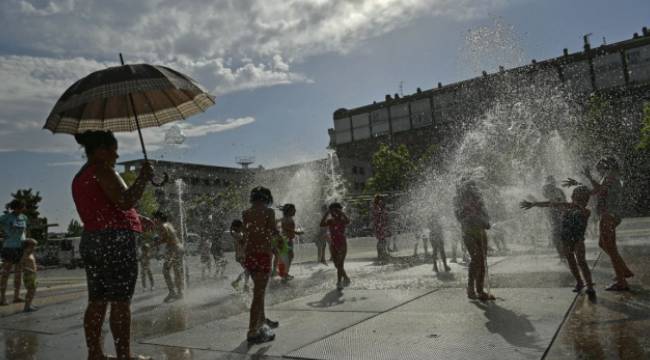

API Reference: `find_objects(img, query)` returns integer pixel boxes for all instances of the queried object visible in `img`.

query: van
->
[49,237,83,269]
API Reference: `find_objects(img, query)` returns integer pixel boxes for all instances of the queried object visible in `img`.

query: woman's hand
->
[519,200,535,210]
[139,161,154,181]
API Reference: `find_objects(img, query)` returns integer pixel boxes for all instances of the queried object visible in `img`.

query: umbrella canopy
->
[44,63,215,134]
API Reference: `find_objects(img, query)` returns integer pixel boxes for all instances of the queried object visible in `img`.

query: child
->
[542,176,567,258]
[21,238,38,312]
[521,186,596,298]
[230,220,250,291]
[199,236,212,280]
[139,242,155,291]
[279,204,303,281]
[320,203,351,291]
[429,217,450,273]
[0,199,28,306]
[315,224,329,265]
[453,179,494,301]
[564,156,633,291]
[243,187,279,344]
[152,211,185,302]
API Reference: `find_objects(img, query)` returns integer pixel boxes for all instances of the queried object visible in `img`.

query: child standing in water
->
[243,187,279,344]
[320,203,351,291]
[152,211,184,302]
[564,156,633,291]
[521,186,596,298]
[429,216,450,273]
[21,238,38,312]
[454,179,494,301]
[279,204,303,281]
[230,220,250,291]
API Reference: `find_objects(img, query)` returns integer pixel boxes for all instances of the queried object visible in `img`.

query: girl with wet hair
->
[71,130,153,360]
[320,202,351,291]
[563,156,633,291]
[242,186,279,343]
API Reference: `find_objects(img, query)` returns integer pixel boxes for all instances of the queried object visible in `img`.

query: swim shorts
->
[80,229,138,302]
[1,247,23,264]
[23,271,37,289]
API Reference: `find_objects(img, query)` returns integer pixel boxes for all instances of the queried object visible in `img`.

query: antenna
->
[236,156,255,169]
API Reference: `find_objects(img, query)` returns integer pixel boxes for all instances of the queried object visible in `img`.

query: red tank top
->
[72,164,142,233]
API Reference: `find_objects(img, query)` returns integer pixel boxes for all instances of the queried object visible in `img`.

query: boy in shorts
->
[152,211,184,302]
[22,238,38,312]
[521,186,595,299]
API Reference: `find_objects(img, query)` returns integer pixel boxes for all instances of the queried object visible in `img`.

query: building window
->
[352,166,358,174]
[359,167,365,175]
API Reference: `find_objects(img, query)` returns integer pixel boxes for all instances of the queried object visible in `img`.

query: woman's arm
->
[319,210,330,227]
[95,161,153,210]
[520,200,571,210]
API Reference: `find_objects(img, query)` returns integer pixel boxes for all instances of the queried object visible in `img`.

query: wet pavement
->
[1,219,649,359]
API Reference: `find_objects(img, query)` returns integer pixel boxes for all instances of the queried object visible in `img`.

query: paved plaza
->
[1,218,649,359]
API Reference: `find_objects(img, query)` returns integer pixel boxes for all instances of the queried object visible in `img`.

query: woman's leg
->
[162,260,174,295]
[463,231,479,297]
[109,301,131,360]
[599,216,630,285]
[84,301,108,360]
[13,264,22,301]
[248,271,270,337]
[0,261,13,304]
[574,242,593,288]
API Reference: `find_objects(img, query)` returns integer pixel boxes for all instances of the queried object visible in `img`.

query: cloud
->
[114,116,256,154]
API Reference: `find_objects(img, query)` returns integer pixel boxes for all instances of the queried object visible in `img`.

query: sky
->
[0,0,648,231]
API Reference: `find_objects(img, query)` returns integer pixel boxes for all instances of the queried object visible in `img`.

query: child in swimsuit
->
[320,203,351,291]
[230,220,250,290]
[563,156,633,291]
[21,238,38,312]
[242,187,279,344]
[152,211,184,303]
[521,186,596,299]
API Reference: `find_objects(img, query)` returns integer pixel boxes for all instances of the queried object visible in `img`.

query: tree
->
[364,144,416,194]
[66,219,83,237]
[4,189,48,242]
[637,102,650,150]
[121,171,159,217]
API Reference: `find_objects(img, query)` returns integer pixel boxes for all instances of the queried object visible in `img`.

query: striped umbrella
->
[44,54,215,185]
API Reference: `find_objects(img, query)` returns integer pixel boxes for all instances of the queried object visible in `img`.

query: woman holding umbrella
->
[44,57,216,359]
[72,130,152,360]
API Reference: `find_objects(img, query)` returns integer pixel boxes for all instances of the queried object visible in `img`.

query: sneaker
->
[585,288,597,301]
[23,305,38,312]
[265,318,279,329]
[163,293,177,303]
[247,328,275,344]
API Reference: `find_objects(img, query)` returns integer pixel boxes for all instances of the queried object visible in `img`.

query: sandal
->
[605,283,630,292]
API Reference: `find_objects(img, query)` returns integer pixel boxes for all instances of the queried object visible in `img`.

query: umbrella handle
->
[151,172,169,187]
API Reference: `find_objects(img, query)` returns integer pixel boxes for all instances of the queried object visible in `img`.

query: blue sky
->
[0,0,648,231]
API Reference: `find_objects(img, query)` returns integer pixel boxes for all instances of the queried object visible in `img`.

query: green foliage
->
[4,188,47,242]
[66,219,83,237]
[637,102,650,151]
[121,171,159,217]
[365,144,416,194]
